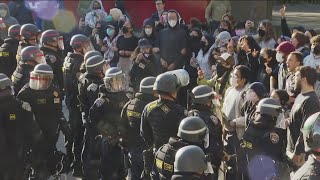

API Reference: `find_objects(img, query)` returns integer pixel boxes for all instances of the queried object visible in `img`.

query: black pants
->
[224,131,240,180]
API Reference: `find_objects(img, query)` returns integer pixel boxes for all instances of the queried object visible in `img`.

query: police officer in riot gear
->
[0,73,44,180]
[87,67,129,179]
[40,29,65,92]
[80,50,103,74]
[63,34,94,177]
[238,98,289,180]
[12,45,46,95]
[79,55,108,179]
[16,64,71,179]
[292,112,320,180]
[0,24,21,77]
[155,116,210,180]
[16,23,40,62]
[121,76,157,180]
[140,71,188,179]
[172,145,208,180]
[190,85,224,177]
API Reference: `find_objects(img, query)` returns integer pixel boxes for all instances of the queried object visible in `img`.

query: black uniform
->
[41,47,64,92]
[129,54,162,92]
[12,63,35,95]
[292,155,320,180]
[238,115,289,180]
[87,85,129,180]
[17,84,68,177]
[191,109,224,170]
[0,96,43,180]
[63,52,84,170]
[16,41,29,62]
[121,92,157,180]
[0,37,19,77]
[141,99,187,150]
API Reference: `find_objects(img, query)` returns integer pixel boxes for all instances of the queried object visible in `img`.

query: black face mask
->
[122,26,129,34]
[258,29,266,37]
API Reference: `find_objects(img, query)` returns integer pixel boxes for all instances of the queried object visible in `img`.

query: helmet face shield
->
[203,128,209,148]
[56,36,64,50]
[104,73,127,92]
[34,51,47,64]
[29,72,53,90]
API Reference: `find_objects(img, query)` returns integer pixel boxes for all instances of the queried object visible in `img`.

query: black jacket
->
[0,37,19,77]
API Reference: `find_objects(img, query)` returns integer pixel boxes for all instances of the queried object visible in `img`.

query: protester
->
[0,3,18,40]
[256,19,276,49]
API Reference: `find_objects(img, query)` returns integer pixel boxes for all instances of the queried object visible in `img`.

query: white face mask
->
[168,20,177,28]
[0,10,7,18]
[245,91,259,102]
[144,28,152,36]
[276,52,284,63]
[229,76,238,87]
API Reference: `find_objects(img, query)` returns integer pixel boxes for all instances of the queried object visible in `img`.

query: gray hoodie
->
[0,3,19,39]
[84,0,108,29]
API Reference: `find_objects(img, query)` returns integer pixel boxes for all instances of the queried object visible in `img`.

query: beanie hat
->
[143,18,155,28]
[248,82,267,99]
[217,31,231,44]
[276,41,295,56]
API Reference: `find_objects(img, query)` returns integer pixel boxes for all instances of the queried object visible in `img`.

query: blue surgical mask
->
[106,28,115,37]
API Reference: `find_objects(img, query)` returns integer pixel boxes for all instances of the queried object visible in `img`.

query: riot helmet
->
[84,50,102,62]
[21,46,46,64]
[139,76,156,94]
[191,85,215,105]
[103,67,126,92]
[0,73,12,90]
[153,73,178,93]
[8,24,21,38]
[29,64,54,90]
[40,29,64,50]
[178,116,209,148]
[256,98,282,118]
[164,69,190,88]
[20,24,40,45]
[301,112,320,153]
[86,55,107,75]
[70,34,93,53]
[174,145,207,173]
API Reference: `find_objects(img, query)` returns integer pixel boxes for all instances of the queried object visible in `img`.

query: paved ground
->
[272,4,320,31]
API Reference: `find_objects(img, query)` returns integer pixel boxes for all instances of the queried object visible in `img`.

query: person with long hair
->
[256,20,276,49]
[291,32,310,58]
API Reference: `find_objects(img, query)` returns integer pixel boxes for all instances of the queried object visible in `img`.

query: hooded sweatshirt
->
[0,3,19,39]
[84,0,108,29]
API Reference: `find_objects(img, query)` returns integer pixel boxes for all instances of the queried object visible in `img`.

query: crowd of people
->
[0,0,320,180]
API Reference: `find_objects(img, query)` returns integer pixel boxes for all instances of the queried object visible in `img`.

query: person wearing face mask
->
[84,0,108,30]
[303,35,320,70]
[191,34,215,80]
[101,24,120,63]
[155,10,188,71]
[142,18,157,45]
[63,34,93,177]
[221,65,251,180]
[0,3,18,40]
[237,98,290,180]
[256,48,278,92]
[230,82,267,140]
[288,66,320,168]
[116,21,138,90]
[255,20,276,49]
[273,41,295,91]
[129,38,161,93]
[17,64,71,179]
[234,21,246,38]
[0,24,21,78]
[155,10,168,33]
[40,29,65,93]
[12,46,46,95]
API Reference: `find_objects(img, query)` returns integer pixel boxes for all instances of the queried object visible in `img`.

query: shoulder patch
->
[270,132,279,144]
[147,101,158,111]
[160,104,170,114]
[53,91,59,97]
[210,115,219,125]
[22,102,32,112]
[47,55,57,63]
[87,83,98,92]
[95,98,105,107]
